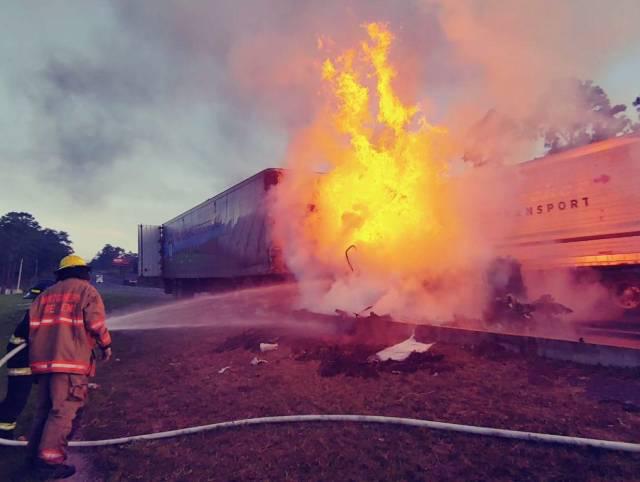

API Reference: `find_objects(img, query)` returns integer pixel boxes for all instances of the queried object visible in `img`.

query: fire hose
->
[0,343,26,369]
[2,345,640,453]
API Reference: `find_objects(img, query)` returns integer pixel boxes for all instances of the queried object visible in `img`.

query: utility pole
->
[16,257,23,293]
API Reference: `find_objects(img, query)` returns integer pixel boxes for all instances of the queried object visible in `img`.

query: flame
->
[300,23,457,277]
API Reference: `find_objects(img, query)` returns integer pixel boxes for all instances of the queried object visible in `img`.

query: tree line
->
[0,211,136,291]
[91,244,137,273]
[464,80,640,166]
[0,212,72,291]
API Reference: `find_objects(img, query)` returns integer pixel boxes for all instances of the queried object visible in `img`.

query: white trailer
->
[501,134,640,309]
[138,224,163,278]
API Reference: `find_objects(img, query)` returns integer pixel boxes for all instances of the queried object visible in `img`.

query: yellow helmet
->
[57,254,88,271]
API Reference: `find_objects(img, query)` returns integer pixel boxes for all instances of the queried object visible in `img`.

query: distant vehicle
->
[140,136,640,308]
[122,278,138,287]
[138,169,285,297]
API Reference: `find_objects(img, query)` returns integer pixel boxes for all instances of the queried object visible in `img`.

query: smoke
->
[264,1,639,322]
[9,1,638,315]
[27,56,155,196]
[107,1,451,128]
[435,0,640,161]
[20,1,638,190]
[523,268,621,324]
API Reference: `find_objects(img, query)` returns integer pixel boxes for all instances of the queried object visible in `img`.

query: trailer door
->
[138,224,163,277]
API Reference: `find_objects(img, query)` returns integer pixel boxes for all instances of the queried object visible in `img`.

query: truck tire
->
[614,282,640,310]
[177,281,195,299]
[163,279,174,295]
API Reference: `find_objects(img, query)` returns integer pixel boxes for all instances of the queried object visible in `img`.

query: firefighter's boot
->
[32,460,76,480]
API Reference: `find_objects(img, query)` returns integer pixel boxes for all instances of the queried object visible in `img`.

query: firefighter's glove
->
[101,346,113,362]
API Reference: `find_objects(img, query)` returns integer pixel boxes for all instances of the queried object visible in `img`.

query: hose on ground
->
[0,343,26,368]
[0,414,639,452]
[2,337,639,453]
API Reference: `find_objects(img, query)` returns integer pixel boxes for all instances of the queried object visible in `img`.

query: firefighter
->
[28,255,112,480]
[0,281,54,439]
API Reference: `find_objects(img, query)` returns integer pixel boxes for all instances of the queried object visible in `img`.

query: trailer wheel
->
[174,280,195,299]
[163,279,174,295]
[614,283,640,310]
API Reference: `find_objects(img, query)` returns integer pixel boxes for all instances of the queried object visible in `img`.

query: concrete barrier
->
[414,324,640,368]
[301,310,640,367]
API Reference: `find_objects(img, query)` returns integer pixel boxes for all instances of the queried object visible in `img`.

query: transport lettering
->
[517,197,589,217]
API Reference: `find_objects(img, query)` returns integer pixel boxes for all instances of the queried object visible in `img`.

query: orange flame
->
[300,23,457,276]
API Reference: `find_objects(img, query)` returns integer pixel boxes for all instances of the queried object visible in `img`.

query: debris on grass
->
[214,328,445,377]
[260,343,278,352]
[375,335,434,362]
[218,366,232,374]
[215,329,279,353]
[294,341,446,378]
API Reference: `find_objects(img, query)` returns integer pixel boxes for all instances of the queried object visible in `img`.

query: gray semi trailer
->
[138,168,286,297]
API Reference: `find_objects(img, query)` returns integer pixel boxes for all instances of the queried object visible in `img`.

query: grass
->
[77,325,640,481]
[2,290,640,480]
[0,290,169,481]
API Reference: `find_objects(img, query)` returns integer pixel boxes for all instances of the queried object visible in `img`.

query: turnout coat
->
[29,278,111,376]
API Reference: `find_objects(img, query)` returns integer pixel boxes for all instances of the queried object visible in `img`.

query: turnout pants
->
[0,375,33,437]
[28,373,88,464]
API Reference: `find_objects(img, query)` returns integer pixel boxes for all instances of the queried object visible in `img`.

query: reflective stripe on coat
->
[29,278,111,376]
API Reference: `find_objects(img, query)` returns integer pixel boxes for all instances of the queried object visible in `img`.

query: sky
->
[1,1,639,260]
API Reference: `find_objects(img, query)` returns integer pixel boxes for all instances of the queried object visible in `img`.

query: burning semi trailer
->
[139,24,640,331]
